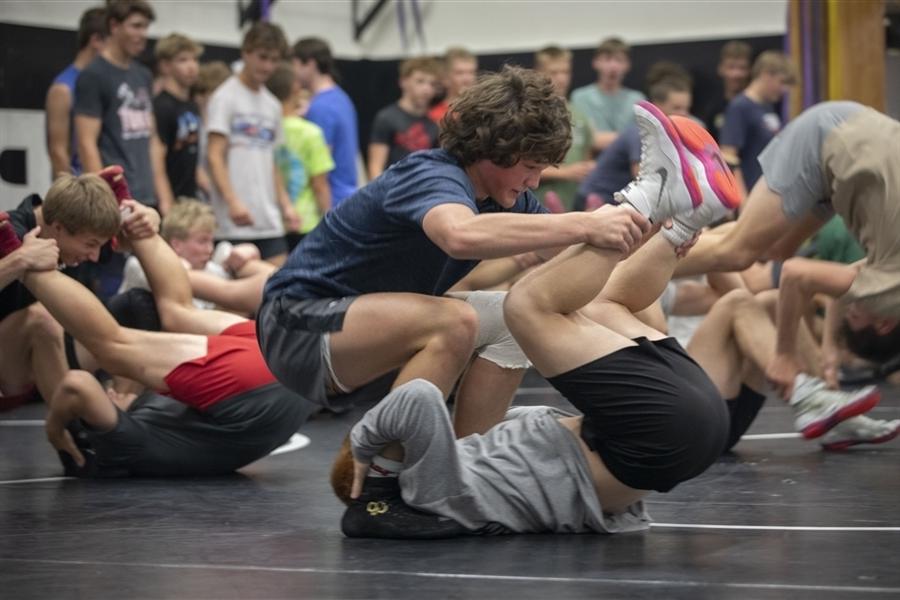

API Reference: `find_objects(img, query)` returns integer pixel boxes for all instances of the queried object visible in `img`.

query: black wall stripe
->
[0,21,781,162]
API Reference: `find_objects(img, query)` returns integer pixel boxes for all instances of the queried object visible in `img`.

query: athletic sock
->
[368,455,402,478]
[0,214,22,257]
[97,165,132,205]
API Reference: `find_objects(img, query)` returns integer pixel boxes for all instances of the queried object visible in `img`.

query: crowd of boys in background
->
[27,0,877,392]
[39,1,812,294]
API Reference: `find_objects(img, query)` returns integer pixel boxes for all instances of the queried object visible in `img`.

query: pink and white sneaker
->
[615,101,702,223]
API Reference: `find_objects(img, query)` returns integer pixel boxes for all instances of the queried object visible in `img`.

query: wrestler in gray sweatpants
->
[350,379,650,534]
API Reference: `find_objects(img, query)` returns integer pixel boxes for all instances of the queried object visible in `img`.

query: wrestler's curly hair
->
[439,65,572,167]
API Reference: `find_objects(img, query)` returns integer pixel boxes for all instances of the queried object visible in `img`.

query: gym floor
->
[2,369,898,599]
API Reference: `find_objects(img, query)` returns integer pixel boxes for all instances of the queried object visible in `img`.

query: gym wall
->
[0,0,787,208]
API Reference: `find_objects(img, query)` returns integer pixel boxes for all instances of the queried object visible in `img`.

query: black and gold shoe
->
[341,477,469,539]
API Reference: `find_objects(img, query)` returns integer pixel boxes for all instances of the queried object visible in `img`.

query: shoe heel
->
[670,116,741,210]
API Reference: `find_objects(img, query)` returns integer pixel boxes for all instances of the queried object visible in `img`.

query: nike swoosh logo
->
[654,167,668,221]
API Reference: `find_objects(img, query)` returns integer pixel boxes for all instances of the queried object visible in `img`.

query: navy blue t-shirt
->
[265,149,547,301]
[578,124,641,203]
[720,94,782,190]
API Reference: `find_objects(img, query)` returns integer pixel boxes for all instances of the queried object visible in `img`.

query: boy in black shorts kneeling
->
[334,103,744,536]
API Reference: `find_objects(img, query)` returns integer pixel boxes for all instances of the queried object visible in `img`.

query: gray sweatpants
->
[350,379,650,534]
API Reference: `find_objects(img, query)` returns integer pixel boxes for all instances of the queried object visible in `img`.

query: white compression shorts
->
[446,290,531,370]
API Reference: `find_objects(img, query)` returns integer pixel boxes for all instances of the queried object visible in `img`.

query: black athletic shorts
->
[724,385,767,452]
[547,336,729,493]
[257,295,354,409]
[83,383,314,477]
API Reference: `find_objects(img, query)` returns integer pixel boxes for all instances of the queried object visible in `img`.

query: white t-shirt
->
[118,248,231,311]
[206,75,284,240]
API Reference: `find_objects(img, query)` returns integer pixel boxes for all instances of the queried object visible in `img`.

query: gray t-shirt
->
[757,101,864,220]
[74,56,156,206]
[351,379,650,534]
[206,76,284,240]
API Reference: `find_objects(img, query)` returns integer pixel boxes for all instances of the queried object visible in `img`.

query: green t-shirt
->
[814,214,865,264]
[570,84,645,134]
[276,116,335,234]
[535,103,593,211]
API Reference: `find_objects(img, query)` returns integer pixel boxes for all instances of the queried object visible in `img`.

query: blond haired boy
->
[119,199,274,314]
[1,171,157,409]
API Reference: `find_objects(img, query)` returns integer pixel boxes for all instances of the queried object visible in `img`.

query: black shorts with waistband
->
[547,336,729,493]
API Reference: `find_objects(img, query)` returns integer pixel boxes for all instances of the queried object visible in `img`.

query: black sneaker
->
[341,477,470,539]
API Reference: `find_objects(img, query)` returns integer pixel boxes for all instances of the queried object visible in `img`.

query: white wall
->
[0,110,51,210]
[0,0,787,207]
[2,0,787,58]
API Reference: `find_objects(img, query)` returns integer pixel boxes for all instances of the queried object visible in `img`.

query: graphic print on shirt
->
[117,83,153,140]
[762,112,782,134]
[230,113,277,148]
[174,110,201,152]
[394,121,434,153]
[275,146,307,201]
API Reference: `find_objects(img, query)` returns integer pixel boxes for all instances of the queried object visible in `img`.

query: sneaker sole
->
[634,101,703,209]
[820,425,900,451]
[800,387,881,439]
[670,116,742,211]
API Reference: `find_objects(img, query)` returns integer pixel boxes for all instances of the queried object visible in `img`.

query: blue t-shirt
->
[306,86,359,207]
[720,93,782,190]
[50,63,83,174]
[265,149,547,301]
[578,124,641,203]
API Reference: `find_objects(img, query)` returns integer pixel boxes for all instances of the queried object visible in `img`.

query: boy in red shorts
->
[0,176,312,477]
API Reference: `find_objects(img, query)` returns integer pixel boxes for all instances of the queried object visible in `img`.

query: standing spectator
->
[577,77,693,209]
[45,6,106,178]
[266,62,334,248]
[206,22,298,265]
[428,47,478,125]
[720,50,796,198]
[292,38,359,206]
[74,0,161,208]
[532,45,594,212]
[570,37,645,152]
[152,33,203,207]
[367,57,441,180]
[700,41,753,142]
[192,61,231,202]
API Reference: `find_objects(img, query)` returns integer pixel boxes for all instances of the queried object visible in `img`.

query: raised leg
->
[329,293,478,398]
[20,267,207,391]
[0,304,66,403]
[687,289,771,399]
[129,233,244,335]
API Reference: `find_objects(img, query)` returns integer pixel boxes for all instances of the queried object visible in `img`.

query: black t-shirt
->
[153,90,200,198]
[700,88,730,143]
[369,103,439,172]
